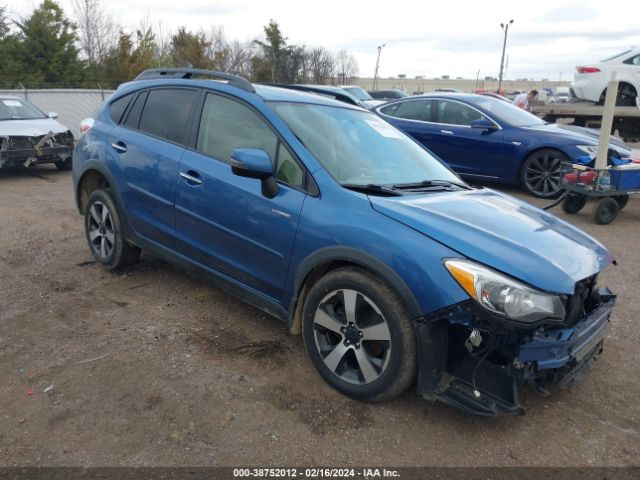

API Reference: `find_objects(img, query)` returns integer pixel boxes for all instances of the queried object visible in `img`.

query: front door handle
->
[111,141,127,153]
[440,130,454,135]
[179,170,203,185]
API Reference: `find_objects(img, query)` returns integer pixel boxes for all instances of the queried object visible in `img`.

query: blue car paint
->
[74,77,617,415]
[174,147,307,299]
[369,188,613,294]
[377,94,630,185]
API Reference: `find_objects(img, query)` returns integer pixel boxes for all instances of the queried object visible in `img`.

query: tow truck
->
[532,99,640,142]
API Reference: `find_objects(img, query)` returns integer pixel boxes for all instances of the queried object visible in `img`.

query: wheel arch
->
[287,247,423,335]
[599,81,638,102]
[75,161,120,214]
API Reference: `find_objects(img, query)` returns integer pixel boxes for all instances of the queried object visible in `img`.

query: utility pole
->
[497,19,514,94]
[372,44,385,90]
[475,69,480,90]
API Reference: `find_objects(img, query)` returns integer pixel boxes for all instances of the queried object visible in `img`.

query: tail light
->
[79,118,94,135]
[576,66,601,74]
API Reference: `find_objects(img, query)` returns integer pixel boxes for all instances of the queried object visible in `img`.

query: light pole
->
[497,19,513,94]
[475,69,480,90]
[373,44,385,90]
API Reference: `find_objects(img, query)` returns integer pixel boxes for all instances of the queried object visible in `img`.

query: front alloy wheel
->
[302,267,416,402]
[521,149,567,198]
[84,189,141,270]
[313,289,392,385]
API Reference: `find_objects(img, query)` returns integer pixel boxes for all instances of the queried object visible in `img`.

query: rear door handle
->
[440,130,454,135]
[111,141,127,153]
[179,170,203,185]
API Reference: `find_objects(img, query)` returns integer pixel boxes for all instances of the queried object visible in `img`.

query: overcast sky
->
[5,0,640,80]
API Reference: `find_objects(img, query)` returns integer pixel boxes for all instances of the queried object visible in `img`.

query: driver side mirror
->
[231,148,279,198]
[48,112,59,119]
[470,118,498,130]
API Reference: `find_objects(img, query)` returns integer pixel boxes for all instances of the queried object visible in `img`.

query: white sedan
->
[0,96,74,170]
[571,48,640,105]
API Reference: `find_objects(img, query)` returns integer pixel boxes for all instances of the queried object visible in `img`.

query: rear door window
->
[380,100,434,122]
[623,54,640,65]
[122,91,147,129]
[137,89,198,144]
[109,94,133,124]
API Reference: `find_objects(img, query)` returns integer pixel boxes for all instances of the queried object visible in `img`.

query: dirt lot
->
[0,165,639,467]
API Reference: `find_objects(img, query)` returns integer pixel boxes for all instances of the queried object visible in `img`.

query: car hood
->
[0,118,69,136]
[370,189,613,294]
[522,123,630,152]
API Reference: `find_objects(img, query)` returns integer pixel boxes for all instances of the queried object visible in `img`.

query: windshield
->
[271,102,459,186]
[0,98,47,121]
[342,87,373,101]
[466,96,546,127]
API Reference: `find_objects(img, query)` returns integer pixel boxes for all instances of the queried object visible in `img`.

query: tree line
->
[0,0,359,89]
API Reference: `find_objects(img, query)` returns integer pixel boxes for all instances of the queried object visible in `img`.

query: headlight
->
[445,259,565,323]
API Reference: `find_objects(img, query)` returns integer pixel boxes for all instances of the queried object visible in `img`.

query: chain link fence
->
[0,88,115,138]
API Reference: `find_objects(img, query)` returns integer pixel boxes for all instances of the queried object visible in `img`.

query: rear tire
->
[84,189,141,270]
[301,267,416,402]
[521,149,567,198]
[598,83,637,107]
[592,197,619,225]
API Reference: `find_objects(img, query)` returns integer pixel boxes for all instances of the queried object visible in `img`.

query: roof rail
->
[134,68,255,93]
[266,84,361,107]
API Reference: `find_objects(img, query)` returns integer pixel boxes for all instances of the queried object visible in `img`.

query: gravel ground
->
[0,164,638,467]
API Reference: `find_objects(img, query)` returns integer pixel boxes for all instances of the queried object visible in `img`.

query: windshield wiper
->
[391,179,471,191]
[341,183,403,196]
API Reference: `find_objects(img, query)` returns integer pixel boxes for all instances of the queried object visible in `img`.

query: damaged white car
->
[0,96,74,170]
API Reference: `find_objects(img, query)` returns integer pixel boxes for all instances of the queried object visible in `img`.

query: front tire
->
[302,267,416,402]
[521,149,567,198]
[84,189,141,270]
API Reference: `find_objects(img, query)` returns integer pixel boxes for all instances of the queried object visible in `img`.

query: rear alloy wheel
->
[302,267,416,402]
[84,189,141,270]
[521,149,567,198]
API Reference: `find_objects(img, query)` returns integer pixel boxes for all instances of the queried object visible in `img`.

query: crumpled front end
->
[415,276,616,416]
[0,130,74,168]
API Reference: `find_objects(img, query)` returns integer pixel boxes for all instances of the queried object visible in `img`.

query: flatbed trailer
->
[532,101,640,142]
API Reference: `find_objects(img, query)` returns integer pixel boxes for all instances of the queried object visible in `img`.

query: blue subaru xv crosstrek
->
[73,68,617,416]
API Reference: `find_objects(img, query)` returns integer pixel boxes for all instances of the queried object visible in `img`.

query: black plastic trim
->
[135,68,255,93]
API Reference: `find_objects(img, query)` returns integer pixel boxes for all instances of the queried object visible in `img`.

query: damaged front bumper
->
[0,132,74,168]
[415,288,616,416]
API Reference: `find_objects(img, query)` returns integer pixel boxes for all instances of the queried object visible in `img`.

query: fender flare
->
[75,160,123,213]
[289,246,423,325]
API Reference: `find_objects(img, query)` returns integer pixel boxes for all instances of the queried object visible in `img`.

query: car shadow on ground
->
[0,164,69,181]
